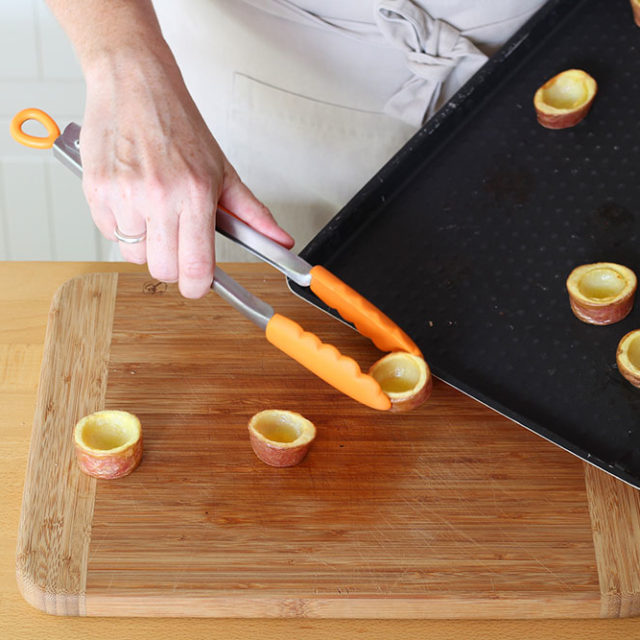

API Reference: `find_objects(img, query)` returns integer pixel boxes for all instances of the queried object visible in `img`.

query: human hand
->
[80,48,293,299]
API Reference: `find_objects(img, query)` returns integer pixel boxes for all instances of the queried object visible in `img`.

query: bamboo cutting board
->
[16,269,640,618]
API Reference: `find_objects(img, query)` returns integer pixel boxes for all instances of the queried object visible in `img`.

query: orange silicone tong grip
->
[265,313,391,411]
[309,266,422,357]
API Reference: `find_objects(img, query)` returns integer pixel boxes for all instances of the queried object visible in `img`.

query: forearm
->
[45,0,173,73]
[46,0,195,139]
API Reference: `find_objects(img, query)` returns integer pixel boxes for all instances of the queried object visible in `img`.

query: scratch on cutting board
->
[488,477,515,518]
[411,496,572,592]
[485,479,573,591]
[517,547,572,592]
[385,566,414,592]
[305,466,319,494]
[402,497,508,579]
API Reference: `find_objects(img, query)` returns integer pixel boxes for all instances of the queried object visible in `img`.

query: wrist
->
[81,39,175,87]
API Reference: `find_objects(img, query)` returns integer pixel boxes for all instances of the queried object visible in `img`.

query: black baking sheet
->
[289,0,640,487]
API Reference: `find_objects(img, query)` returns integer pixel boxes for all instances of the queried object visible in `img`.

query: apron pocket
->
[220,72,415,262]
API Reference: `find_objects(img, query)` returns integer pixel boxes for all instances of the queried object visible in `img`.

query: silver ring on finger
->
[114,226,146,244]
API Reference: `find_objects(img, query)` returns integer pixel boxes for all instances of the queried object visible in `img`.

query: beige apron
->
[150,0,545,261]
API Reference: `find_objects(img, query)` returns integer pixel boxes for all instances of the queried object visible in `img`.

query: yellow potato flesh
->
[542,76,589,110]
[253,416,301,444]
[77,413,139,452]
[372,356,421,395]
[578,268,626,300]
[627,334,640,370]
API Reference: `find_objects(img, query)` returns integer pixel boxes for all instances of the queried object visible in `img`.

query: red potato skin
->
[536,100,595,129]
[249,433,312,467]
[568,291,635,325]
[619,367,640,388]
[75,437,143,479]
[632,0,640,27]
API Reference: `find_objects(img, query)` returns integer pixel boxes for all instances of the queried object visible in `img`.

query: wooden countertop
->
[2,261,640,640]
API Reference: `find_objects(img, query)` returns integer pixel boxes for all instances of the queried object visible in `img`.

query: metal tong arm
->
[215,208,311,287]
[53,122,83,177]
[211,268,273,330]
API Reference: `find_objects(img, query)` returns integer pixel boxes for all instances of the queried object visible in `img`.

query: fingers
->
[83,172,148,265]
[84,167,212,294]
[142,175,214,297]
[220,166,295,249]
[144,206,178,283]
[177,203,215,299]
[82,174,117,241]
[82,144,291,300]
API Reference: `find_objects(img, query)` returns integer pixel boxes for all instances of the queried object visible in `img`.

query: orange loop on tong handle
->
[10,108,60,150]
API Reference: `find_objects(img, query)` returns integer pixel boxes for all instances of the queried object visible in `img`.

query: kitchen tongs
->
[11,108,421,410]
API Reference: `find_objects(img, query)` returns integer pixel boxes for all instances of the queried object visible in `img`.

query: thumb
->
[219,165,294,248]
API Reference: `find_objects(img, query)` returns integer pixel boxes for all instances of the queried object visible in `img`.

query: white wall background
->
[0,0,110,260]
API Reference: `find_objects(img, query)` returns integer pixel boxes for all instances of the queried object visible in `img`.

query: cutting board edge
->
[81,592,603,619]
[16,564,86,617]
[585,464,640,617]
[16,273,118,616]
